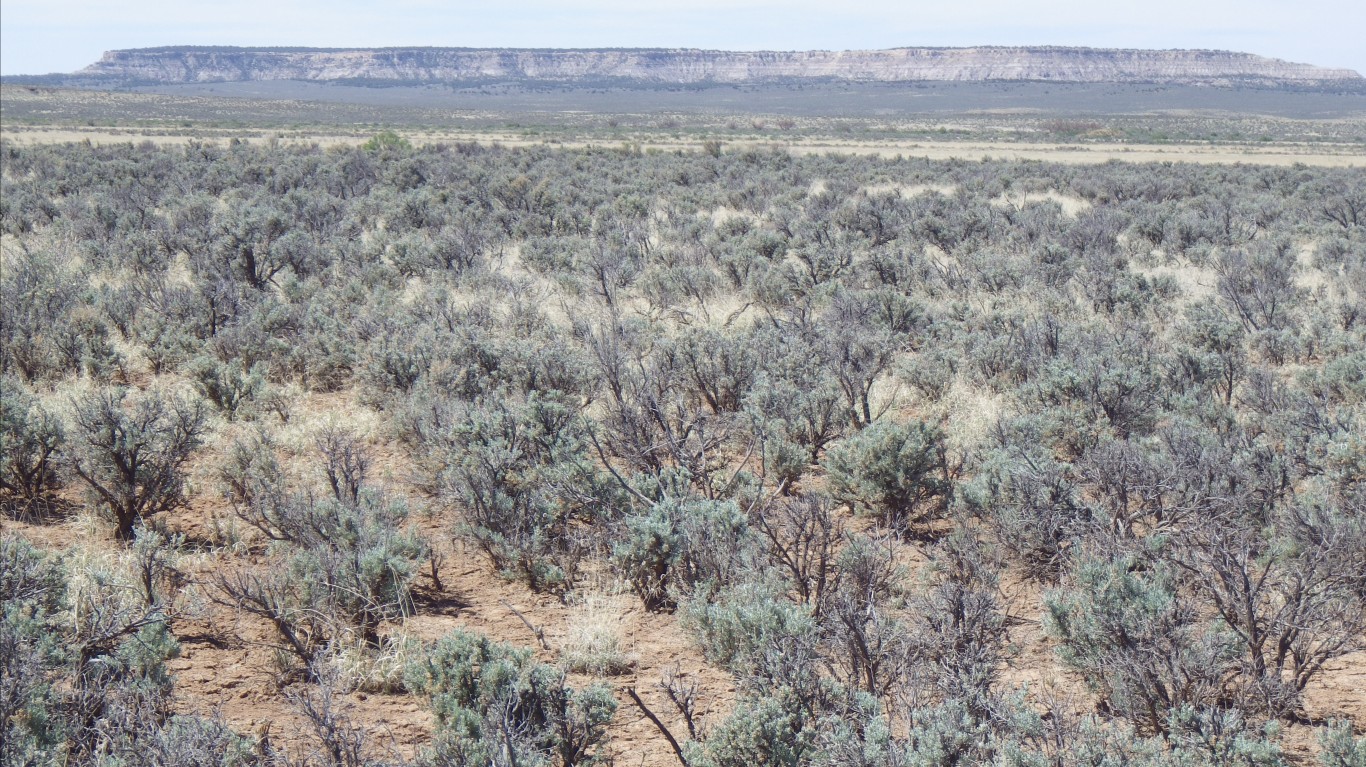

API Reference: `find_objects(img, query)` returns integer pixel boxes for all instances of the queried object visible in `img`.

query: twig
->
[428,553,444,593]
[500,599,550,651]
[625,687,689,767]
[583,420,654,506]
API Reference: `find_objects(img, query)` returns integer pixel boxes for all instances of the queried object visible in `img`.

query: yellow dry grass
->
[6,124,1364,167]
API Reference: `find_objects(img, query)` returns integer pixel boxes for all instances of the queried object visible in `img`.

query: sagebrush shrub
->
[826,418,950,533]
[65,386,207,540]
[406,630,617,767]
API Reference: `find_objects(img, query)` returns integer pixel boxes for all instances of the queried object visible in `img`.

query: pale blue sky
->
[3,0,1363,77]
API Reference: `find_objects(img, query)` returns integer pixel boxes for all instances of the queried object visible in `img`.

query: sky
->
[3,0,1364,77]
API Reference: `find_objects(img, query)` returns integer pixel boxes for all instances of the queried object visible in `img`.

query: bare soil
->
[7,409,1362,767]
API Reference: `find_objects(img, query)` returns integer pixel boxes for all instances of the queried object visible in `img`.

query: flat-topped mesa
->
[80,46,1363,87]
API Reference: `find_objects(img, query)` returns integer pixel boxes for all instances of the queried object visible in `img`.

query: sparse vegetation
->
[1,109,1363,765]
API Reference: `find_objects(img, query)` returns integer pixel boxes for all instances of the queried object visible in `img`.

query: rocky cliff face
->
[79,46,1362,87]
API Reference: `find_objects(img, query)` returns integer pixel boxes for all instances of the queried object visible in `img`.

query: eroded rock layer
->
[79,46,1362,87]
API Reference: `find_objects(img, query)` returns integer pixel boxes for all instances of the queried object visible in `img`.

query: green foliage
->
[283,492,428,637]
[442,393,613,594]
[963,416,1088,581]
[613,493,753,610]
[0,537,66,762]
[744,361,847,466]
[1026,325,1163,448]
[406,630,616,767]
[0,376,65,508]
[6,133,1366,760]
[219,488,428,672]
[826,418,950,533]
[685,623,870,767]
[130,715,259,767]
[900,699,996,767]
[902,531,1005,713]
[187,355,266,420]
[363,129,413,152]
[1176,303,1247,405]
[689,694,823,767]
[0,535,251,766]
[1319,720,1366,767]
[1163,707,1286,767]
[1045,554,1238,734]
[0,248,120,383]
[682,578,817,675]
[217,426,428,673]
[1216,239,1304,334]
[65,387,207,540]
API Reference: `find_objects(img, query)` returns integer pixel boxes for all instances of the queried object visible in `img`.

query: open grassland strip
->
[3,123,1365,166]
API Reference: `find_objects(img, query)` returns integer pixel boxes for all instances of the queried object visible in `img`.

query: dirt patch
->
[993,190,1093,216]
[862,182,958,197]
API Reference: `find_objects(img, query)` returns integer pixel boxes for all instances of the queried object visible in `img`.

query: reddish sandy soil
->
[3,391,1361,765]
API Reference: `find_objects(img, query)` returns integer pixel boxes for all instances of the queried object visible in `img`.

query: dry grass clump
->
[560,582,637,677]
[934,374,1012,458]
[327,634,423,694]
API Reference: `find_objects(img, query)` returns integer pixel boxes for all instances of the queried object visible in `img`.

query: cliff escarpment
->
[78,46,1363,88]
